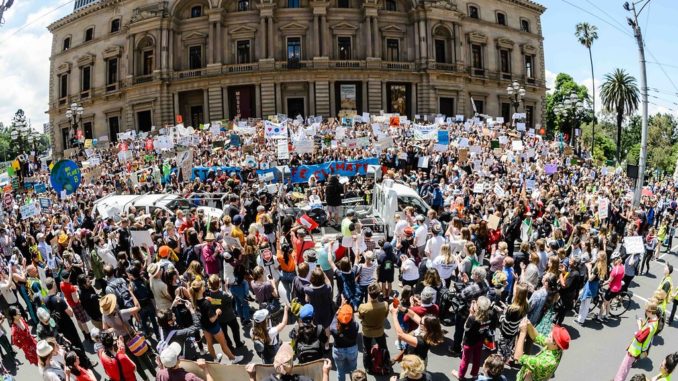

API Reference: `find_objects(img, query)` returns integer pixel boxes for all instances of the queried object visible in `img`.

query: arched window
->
[190,5,202,17]
[136,36,155,76]
[432,26,453,64]
[468,5,479,19]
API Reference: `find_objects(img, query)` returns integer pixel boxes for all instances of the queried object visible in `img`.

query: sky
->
[0,0,676,130]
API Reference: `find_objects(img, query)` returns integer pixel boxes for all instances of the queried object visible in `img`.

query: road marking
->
[633,293,649,303]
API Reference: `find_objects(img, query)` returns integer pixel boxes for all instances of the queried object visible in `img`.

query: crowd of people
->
[0,114,677,381]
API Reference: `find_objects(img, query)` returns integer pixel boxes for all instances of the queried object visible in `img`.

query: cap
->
[273,343,295,374]
[158,246,172,258]
[253,309,269,323]
[337,304,353,324]
[159,342,182,368]
[551,325,571,350]
[346,209,355,216]
[303,249,317,260]
[416,215,425,222]
[420,286,436,307]
[404,227,414,236]
[300,304,315,321]
[36,340,53,357]
[233,215,243,225]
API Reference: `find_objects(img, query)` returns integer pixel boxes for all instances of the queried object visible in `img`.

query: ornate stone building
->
[47,0,546,153]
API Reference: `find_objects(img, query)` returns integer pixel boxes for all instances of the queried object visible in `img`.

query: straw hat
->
[99,294,117,315]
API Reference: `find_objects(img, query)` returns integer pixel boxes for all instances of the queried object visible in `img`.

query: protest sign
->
[20,202,40,220]
[287,158,378,183]
[494,183,505,198]
[39,198,51,209]
[50,160,81,195]
[473,183,484,194]
[511,140,524,151]
[417,156,429,168]
[413,124,438,140]
[264,121,288,139]
[131,230,154,247]
[516,122,526,131]
[544,164,558,175]
[176,150,193,180]
[487,215,501,230]
[598,198,609,219]
[458,148,468,162]
[277,140,290,160]
[623,236,644,254]
[34,183,47,193]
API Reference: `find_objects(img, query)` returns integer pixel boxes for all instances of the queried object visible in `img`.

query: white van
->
[93,194,223,221]
[371,179,431,238]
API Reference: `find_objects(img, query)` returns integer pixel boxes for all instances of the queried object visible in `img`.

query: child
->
[477,354,507,381]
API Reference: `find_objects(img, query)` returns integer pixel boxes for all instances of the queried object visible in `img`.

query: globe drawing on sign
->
[50,160,82,195]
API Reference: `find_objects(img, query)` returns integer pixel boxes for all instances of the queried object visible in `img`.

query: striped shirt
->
[356,262,377,286]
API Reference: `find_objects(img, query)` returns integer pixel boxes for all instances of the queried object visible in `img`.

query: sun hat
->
[273,343,295,374]
[36,340,53,357]
[299,304,315,321]
[336,304,353,324]
[253,309,269,323]
[551,325,571,350]
[204,232,216,241]
[159,342,182,368]
[147,263,160,277]
[99,294,118,315]
[37,307,55,327]
[58,233,69,245]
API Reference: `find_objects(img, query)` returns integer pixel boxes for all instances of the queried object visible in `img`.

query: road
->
[9,252,677,381]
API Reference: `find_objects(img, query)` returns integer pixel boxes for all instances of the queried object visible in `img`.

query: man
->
[358,283,390,372]
[149,263,173,312]
[246,342,332,381]
[127,265,160,340]
[104,264,134,309]
[657,264,677,325]
[341,209,357,259]
[414,215,428,258]
[514,320,570,381]
[157,342,214,381]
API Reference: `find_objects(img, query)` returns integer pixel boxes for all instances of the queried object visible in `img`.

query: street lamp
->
[65,102,84,148]
[555,92,585,149]
[506,81,526,115]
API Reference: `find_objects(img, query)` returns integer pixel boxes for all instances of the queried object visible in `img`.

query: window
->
[191,5,202,17]
[501,102,511,123]
[59,74,68,99]
[521,19,530,32]
[83,121,93,140]
[237,40,251,64]
[63,37,71,51]
[468,5,479,19]
[288,0,300,8]
[473,99,484,114]
[189,46,202,69]
[338,37,351,60]
[84,27,94,42]
[386,39,399,61]
[434,39,446,63]
[497,12,506,25]
[471,44,482,69]
[238,0,249,11]
[106,58,118,86]
[142,50,154,75]
[108,116,120,142]
[81,66,91,92]
[287,37,301,62]
[525,55,534,78]
[385,0,396,11]
[338,0,349,8]
[110,18,120,33]
[500,49,510,73]
[526,105,534,129]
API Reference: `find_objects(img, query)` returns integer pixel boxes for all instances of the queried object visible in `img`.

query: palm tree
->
[575,23,598,152]
[600,68,640,163]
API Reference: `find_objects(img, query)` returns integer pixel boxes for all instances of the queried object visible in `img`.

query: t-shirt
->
[156,368,204,381]
[463,315,490,346]
[401,257,419,281]
[355,262,376,287]
[262,375,313,381]
[433,256,457,280]
[406,335,431,362]
[609,264,625,293]
[60,281,79,307]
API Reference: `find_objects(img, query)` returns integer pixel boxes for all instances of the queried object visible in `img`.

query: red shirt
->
[99,349,137,381]
[60,281,78,307]
[404,304,440,331]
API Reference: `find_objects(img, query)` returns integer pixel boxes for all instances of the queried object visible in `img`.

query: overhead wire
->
[0,0,75,45]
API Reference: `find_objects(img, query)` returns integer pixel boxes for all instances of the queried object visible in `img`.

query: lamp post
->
[506,81,526,115]
[554,92,584,150]
[65,102,84,149]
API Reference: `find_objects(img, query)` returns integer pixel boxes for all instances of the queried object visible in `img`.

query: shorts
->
[205,324,222,336]
[604,289,620,301]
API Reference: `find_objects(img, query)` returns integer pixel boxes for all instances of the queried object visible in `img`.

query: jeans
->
[640,250,653,274]
[231,282,251,321]
[362,334,388,370]
[459,342,483,378]
[452,312,468,352]
[17,285,37,325]
[577,297,592,323]
[139,303,160,340]
[333,345,358,381]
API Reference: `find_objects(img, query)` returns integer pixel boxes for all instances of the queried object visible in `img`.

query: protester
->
[514,319,570,381]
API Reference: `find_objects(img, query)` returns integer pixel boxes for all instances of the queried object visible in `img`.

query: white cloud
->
[0,1,70,132]
[545,70,557,93]
[580,77,602,115]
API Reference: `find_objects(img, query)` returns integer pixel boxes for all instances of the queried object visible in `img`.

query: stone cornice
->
[502,0,546,14]
[48,0,122,31]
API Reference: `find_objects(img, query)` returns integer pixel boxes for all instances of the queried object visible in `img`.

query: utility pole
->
[625,1,650,207]
[0,0,14,25]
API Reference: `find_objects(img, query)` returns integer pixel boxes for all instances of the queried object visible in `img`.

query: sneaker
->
[229,355,244,364]
[216,353,223,363]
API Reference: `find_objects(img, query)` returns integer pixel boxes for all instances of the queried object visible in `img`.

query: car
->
[93,194,223,221]
[371,179,431,239]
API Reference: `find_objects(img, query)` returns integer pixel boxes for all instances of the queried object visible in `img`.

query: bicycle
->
[574,287,633,318]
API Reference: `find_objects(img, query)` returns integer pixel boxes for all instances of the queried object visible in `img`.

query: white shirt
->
[433,255,458,280]
[401,257,419,281]
[394,220,409,238]
[425,236,446,261]
[0,279,17,304]
[414,225,428,247]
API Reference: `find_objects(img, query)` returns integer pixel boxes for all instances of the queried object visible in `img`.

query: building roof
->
[48,0,119,31]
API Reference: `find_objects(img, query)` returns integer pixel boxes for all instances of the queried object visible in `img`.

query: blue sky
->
[0,0,676,130]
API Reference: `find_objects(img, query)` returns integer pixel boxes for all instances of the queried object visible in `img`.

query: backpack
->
[369,344,392,375]
[294,324,324,364]
[106,278,134,309]
[439,289,463,326]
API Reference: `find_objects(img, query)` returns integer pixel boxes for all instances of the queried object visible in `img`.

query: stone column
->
[413,21,419,61]
[372,17,380,58]
[127,34,135,76]
[309,82,315,115]
[418,20,426,60]
[207,23,214,65]
[329,81,335,116]
[260,18,266,59]
[268,17,274,59]
[216,22,222,63]
[322,15,329,57]
[313,15,320,57]
[275,82,282,114]
[365,16,372,58]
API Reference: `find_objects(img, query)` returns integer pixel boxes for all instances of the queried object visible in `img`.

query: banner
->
[20,202,40,220]
[264,121,288,139]
[50,160,81,195]
[413,124,438,140]
[289,158,379,183]
[192,166,242,181]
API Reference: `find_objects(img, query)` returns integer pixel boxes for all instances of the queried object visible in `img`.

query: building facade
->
[47,0,546,154]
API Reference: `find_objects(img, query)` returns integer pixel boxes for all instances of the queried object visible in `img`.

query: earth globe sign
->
[50,160,82,195]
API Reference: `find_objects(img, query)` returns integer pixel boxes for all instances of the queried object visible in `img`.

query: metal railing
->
[133,74,153,84]
[331,60,364,69]
[430,62,457,72]
[175,68,206,79]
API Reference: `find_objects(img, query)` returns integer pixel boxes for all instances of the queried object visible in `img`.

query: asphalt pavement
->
[9,251,678,381]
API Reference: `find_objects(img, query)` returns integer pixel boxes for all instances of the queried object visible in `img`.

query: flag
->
[7,166,15,177]
[297,214,319,231]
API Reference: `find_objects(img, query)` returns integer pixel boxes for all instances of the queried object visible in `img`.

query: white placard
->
[516,122,526,131]
[598,198,609,220]
[473,183,484,194]
[496,117,505,124]
[494,183,505,198]
[512,140,524,151]
[623,236,644,254]
[131,229,154,247]
[277,140,290,160]
[20,202,40,220]
[176,150,193,180]
[417,156,429,168]
[498,136,508,145]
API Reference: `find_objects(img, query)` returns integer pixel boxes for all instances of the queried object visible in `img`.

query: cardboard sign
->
[512,140,524,151]
[459,148,468,162]
[131,229,154,247]
[277,140,290,160]
[20,202,40,220]
[487,215,501,230]
[417,156,429,168]
[598,198,609,219]
[623,236,644,254]
[494,183,505,198]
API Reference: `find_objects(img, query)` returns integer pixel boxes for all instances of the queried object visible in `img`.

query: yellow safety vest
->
[627,318,659,358]
[658,275,676,300]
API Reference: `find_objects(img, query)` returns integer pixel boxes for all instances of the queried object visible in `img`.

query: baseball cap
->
[159,342,182,368]
[551,325,571,350]
[404,227,414,236]
[300,304,315,321]
[253,309,269,323]
[420,286,436,307]
[336,304,353,324]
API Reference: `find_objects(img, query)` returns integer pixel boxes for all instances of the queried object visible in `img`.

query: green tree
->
[575,22,599,152]
[600,68,640,163]
[580,121,616,162]
[545,73,591,137]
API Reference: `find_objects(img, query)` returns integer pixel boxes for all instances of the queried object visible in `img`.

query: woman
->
[77,275,103,329]
[59,270,91,341]
[576,253,607,325]
[613,302,661,381]
[496,283,529,363]
[641,228,658,275]
[400,251,419,288]
[65,350,96,381]
[391,307,444,366]
[599,253,625,320]
[414,268,443,304]
[304,267,334,349]
[395,354,433,381]
[489,242,508,275]
[452,296,492,380]
[250,306,289,364]
[37,339,67,381]
[330,304,359,381]
[9,305,38,365]
[190,280,243,364]
[251,266,281,314]
[432,243,459,288]
[520,252,541,292]
[98,331,138,381]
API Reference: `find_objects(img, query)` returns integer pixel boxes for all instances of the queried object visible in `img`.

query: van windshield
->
[398,196,428,215]
[165,198,193,213]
